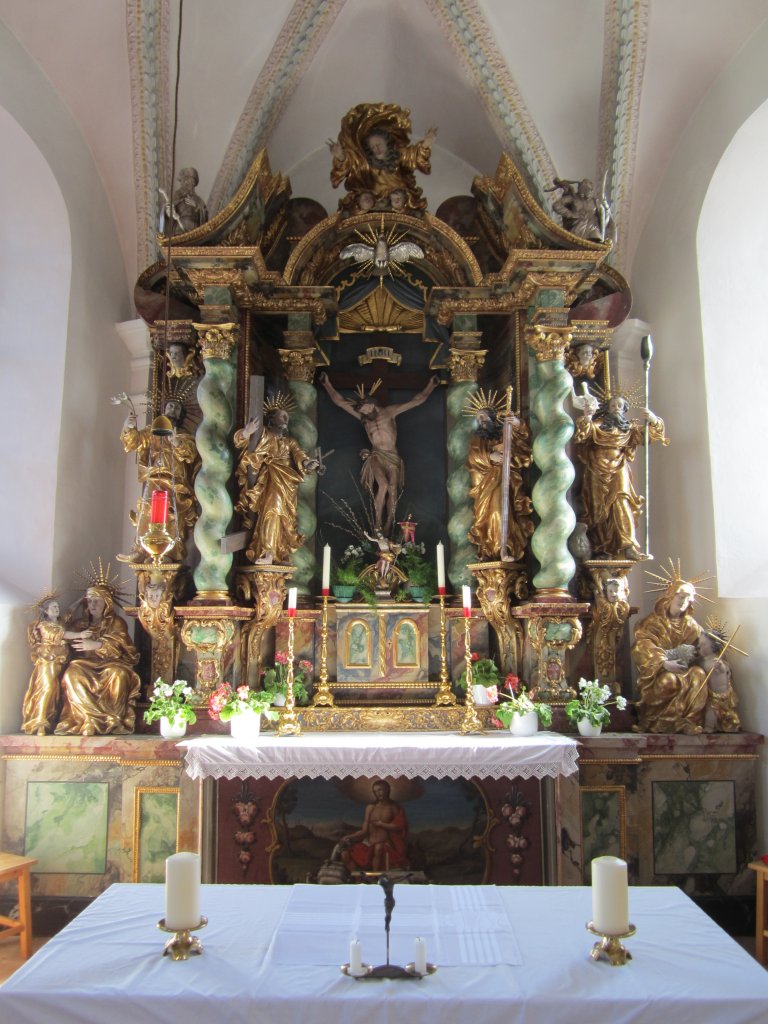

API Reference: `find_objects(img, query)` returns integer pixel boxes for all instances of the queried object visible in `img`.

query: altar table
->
[2,882,767,1024]
[181,731,579,781]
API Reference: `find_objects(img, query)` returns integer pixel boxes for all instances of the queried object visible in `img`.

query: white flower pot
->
[229,708,261,740]
[272,693,286,707]
[509,710,539,737]
[472,684,492,706]
[159,714,187,740]
[577,718,603,737]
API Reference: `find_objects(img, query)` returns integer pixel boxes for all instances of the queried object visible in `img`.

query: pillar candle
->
[591,855,629,935]
[165,852,201,930]
[322,545,331,594]
[150,489,169,525]
[436,543,446,593]
[414,936,427,974]
[288,587,297,617]
[349,938,363,974]
[462,585,472,617]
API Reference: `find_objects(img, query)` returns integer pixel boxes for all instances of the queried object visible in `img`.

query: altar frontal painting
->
[268,776,489,884]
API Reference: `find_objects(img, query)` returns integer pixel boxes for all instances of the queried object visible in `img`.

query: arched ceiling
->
[0,0,765,291]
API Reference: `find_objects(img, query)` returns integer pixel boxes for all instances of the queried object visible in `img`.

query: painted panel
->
[580,786,626,882]
[652,780,737,875]
[24,781,109,874]
[133,788,179,882]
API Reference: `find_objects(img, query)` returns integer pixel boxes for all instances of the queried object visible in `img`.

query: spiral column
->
[192,323,238,599]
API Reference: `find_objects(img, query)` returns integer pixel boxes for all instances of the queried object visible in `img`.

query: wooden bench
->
[0,853,37,960]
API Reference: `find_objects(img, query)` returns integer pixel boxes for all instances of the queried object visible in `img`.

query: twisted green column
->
[286,376,318,595]
[192,323,237,597]
[527,325,576,594]
[446,381,477,588]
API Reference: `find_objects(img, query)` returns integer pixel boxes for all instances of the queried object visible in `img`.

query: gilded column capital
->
[192,322,239,361]
[526,324,573,363]
[445,348,487,383]
[278,348,317,383]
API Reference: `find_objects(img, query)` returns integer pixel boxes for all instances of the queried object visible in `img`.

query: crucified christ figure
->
[319,373,439,536]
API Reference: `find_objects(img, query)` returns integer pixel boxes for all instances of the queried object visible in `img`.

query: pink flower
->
[236,686,250,699]
[275,651,289,665]
[299,660,313,672]
[490,715,504,729]
[485,685,498,704]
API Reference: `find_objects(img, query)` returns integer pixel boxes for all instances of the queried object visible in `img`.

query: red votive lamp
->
[150,490,169,525]
[288,587,297,618]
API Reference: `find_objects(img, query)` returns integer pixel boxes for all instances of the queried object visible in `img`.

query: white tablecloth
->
[2,883,767,1024]
[180,731,579,781]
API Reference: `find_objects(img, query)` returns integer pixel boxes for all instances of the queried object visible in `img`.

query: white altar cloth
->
[2,883,768,1024]
[180,730,579,781]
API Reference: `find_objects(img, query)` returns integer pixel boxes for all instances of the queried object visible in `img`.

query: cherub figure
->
[328,103,436,215]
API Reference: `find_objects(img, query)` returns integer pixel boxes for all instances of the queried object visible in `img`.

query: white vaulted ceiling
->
[0,0,766,290]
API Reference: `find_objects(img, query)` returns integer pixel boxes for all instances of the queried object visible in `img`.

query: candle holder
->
[139,522,176,565]
[586,921,636,966]
[434,591,456,706]
[460,616,484,735]
[277,615,302,735]
[341,961,373,979]
[157,916,207,960]
[312,593,334,706]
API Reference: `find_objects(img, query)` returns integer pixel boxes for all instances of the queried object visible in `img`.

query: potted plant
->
[397,542,437,602]
[332,544,364,602]
[208,683,279,739]
[143,678,199,739]
[494,675,553,736]
[456,653,501,706]
[262,652,313,706]
[564,677,627,736]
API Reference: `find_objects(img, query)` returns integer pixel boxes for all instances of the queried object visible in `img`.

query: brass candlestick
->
[460,615,483,735]
[139,522,175,564]
[277,615,302,735]
[586,921,636,966]
[158,916,207,960]
[434,591,456,705]
[312,593,334,706]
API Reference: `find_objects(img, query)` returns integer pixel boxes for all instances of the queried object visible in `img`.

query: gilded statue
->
[21,595,78,735]
[573,386,667,560]
[234,394,320,565]
[328,103,436,215]
[165,340,199,380]
[566,341,600,379]
[465,389,533,562]
[55,576,141,736]
[631,565,740,734]
[589,574,630,692]
[120,392,200,561]
[159,167,208,235]
[319,373,439,537]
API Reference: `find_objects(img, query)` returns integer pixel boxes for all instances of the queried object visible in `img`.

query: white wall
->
[0,23,132,731]
[631,20,768,850]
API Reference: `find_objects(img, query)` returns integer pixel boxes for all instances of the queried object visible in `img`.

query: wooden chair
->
[0,853,37,960]
[749,860,768,965]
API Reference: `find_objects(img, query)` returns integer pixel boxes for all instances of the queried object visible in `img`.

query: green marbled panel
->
[25,782,109,873]
[137,790,179,883]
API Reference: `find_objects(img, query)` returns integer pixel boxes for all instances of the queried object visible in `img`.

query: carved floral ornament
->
[278,348,317,383]
[526,324,573,363]
[445,348,487,383]
[192,323,239,361]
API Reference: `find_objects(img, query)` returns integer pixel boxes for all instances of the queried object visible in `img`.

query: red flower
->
[471,651,480,661]
[505,673,520,693]
[490,715,504,729]
[299,659,313,672]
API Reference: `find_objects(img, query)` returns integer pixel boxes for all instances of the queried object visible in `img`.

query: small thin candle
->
[414,936,427,974]
[288,587,297,618]
[322,545,331,595]
[591,855,629,935]
[349,938,363,975]
[462,585,471,617]
[436,542,446,593]
[150,489,169,525]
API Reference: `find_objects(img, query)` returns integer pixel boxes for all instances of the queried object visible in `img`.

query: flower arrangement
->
[456,653,501,693]
[208,683,279,722]
[143,678,199,725]
[397,541,437,593]
[564,677,627,728]
[333,544,365,586]
[494,674,553,728]
[262,652,313,706]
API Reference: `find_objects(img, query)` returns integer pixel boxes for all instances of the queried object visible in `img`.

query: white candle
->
[591,855,629,935]
[322,545,331,593]
[165,852,201,931]
[414,936,427,974]
[462,585,472,617]
[436,543,446,592]
[349,938,363,975]
[287,587,297,617]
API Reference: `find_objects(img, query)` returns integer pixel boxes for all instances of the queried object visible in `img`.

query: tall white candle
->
[349,938,363,975]
[591,855,629,935]
[322,545,331,592]
[287,587,297,616]
[462,585,472,617]
[414,936,427,974]
[165,852,201,930]
[436,543,446,591]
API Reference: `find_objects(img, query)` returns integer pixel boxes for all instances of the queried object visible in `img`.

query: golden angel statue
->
[21,594,76,735]
[234,394,319,564]
[328,103,436,215]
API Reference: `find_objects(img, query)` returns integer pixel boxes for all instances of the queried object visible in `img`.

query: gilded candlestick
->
[158,916,207,960]
[460,615,483,734]
[277,615,302,735]
[434,592,456,705]
[312,593,334,706]
[586,921,636,966]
